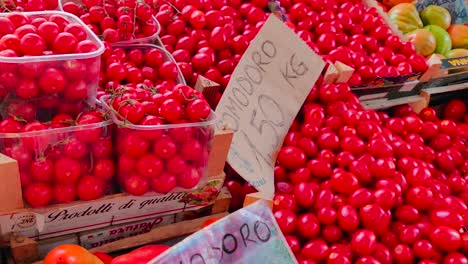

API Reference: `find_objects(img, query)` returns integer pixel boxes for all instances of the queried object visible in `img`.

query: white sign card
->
[149,200,298,264]
[215,15,326,197]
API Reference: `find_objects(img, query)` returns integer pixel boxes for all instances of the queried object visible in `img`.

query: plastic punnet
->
[0,11,104,122]
[0,107,115,208]
[101,95,217,196]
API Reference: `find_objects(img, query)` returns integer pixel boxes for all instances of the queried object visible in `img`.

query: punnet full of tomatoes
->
[111,109,216,196]
[102,83,214,196]
[60,0,160,43]
[267,81,468,263]
[0,11,104,121]
[0,108,114,208]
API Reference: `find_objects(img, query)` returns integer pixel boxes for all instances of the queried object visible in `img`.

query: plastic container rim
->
[100,95,218,130]
[0,99,112,138]
[58,0,162,43]
[0,11,105,62]
[0,119,113,138]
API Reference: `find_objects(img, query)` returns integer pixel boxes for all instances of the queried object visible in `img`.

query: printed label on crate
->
[149,200,297,264]
[80,214,174,249]
[215,15,325,197]
[441,56,468,69]
[0,178,224,240]
[415,0,468,24]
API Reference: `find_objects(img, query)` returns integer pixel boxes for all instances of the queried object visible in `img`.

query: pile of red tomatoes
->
[273,83,468,263]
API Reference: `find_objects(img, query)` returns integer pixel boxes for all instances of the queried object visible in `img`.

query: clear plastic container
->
[100,95,217,196]
[0,11,104,122]
[0,1,60,12]
[110,43,186,85]
[59,0,161,45]
[0,109,115,208]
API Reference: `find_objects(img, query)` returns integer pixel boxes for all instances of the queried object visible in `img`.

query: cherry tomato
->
[24,182,52,207]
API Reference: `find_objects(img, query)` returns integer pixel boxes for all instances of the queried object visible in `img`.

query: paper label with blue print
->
[148,200,297,264]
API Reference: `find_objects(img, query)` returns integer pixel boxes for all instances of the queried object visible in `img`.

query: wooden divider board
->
[87,212,229,255]
[361,95,428,111]
[79,214,175,249]
[37,235,78,260]
[0,130,233,243]
[424,82,468,95]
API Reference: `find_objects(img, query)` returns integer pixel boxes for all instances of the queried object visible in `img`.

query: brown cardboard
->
[0,154,23,212]
[420,54,444,82]
[10,235,39,263]
[207,130,233,178]
[210,187,231,214]
[243,192,273,209]
[323,63,338,84]
[409,91,430,113]
[37,235,79,259]
[335,61,354,83]
[194,75,221,108]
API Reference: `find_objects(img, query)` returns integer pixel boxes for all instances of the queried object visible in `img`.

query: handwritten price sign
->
[215,15,325,197]
[149,200,297,264]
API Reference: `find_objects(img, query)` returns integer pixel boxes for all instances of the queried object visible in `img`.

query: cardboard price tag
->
[215,15,325,197]
[149,200,297,264]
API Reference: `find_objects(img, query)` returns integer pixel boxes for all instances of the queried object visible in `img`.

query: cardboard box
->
[0,154,23,212]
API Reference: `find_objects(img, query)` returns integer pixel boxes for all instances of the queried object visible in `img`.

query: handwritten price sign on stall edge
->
[215,15,326,198]
[149,200,298,264]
